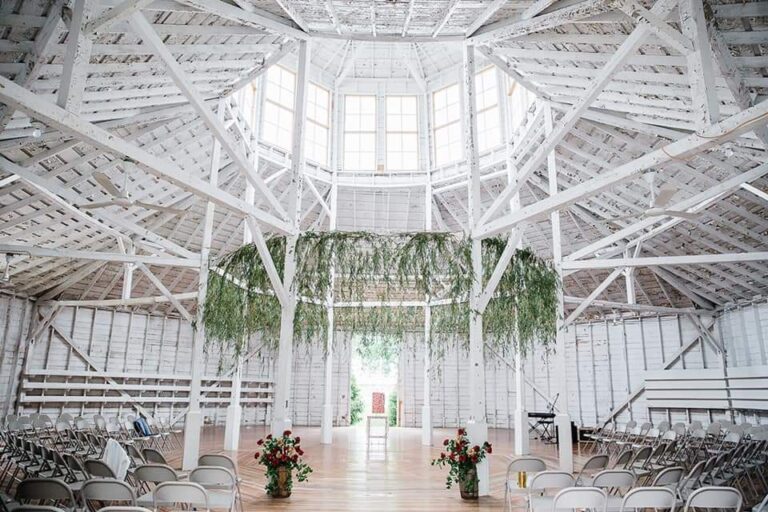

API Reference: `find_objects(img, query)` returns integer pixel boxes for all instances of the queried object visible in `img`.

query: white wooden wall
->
[0,294,33,419]
[399,310,768,429]
[2,294,766,429]
[0,296,350,427]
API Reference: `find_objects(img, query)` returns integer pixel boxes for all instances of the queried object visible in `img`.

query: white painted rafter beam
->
[433,0,462,37]
[680,0,720,128]
[0,75,292,234]
[57,0,93,114]
[48,292,197,308]
[564,252,768,270]
[477,7,663,230]
[272,0,310,32]
[476,227,525,312]
[136,262,193,322]
[128,13,289,225]
[224,41,297,96]
[562,296,715,315]
[84,0,155,35]
[565,160,768,261]
[0,0,64,132]
[476,97,768,238]
[477,46,550,99]
[741,183,768,203]
[0,244,198,267]
[563,267,624,326]
[619,0,694,54]
[175,0,308,40]
[469,0,617,42]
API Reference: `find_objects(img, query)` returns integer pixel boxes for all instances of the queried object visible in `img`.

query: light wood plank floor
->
[166,425,591,511]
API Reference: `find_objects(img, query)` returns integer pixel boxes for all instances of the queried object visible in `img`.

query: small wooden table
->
[366,415,389,441]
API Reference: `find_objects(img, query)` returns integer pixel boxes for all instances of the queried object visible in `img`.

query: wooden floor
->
[166,425,591,511]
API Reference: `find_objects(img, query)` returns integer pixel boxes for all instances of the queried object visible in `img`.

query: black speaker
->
[554,421,579,444]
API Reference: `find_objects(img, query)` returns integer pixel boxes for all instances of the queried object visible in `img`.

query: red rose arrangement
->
[431,428,492,490]
[254,430,312,495]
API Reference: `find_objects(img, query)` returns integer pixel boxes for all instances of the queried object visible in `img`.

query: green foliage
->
[349,375,364,425]
[388,392,397,427]
[202,231,559,364]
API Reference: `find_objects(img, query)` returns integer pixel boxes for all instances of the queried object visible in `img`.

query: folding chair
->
[80,479,136,512]
[15,478,77,512]
[198,454,242,510]
[504,457,547,511]
[591,469,635,509]
[551,487,607,512]
[683,486,742,512]
[575,454,609,486]
[618,486,676,512]
[84,460,116,479]
[526,471,575,512]
[190,466,236,511]
[152,482,209,511]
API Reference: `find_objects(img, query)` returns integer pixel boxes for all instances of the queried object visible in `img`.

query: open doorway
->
[349,334,398,428]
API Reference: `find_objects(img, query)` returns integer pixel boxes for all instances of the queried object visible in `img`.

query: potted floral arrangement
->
[431,428,492,500]
[254,430,312,498]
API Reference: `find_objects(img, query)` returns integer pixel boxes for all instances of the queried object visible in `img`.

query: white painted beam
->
[477,98,768,238]
[0,244,198,267]
[680,0,720,128]
[563,252,768,269]
[57,0,93,114]
[0,75,292,234]
[128,13,289,223]
[175,0,308,40]
[563,267,624,326]
[85,0,155,35]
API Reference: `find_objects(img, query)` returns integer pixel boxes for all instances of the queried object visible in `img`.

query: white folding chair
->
[684,486,743,512]
[575,454,610,486]
[198,454,243,511]
[152,481,209,511]
[133,464,178,507]
[190,466,236,511]
[15,478,77,512]
[96,508,152,512]
[527,471,575,512]
[652,466,685,491]
[551,487,607,512]
[619,486,676,512]
[80,479,136,511]
[505,457,547,510]
[591,469,635,510]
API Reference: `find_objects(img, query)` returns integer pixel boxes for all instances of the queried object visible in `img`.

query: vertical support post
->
[183,98,225,470]
[421,92,433,446]
[272,39,310,436]
[225,77,265,451]
[501,69,528,456]
[121,243,134,301]
[624,249,636,306]
[544,103,572,472]
[464,44,489,496]
[320,147,339,444]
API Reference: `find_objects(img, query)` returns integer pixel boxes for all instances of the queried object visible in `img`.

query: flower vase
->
[458,464,479,500]
[271,465,292,498]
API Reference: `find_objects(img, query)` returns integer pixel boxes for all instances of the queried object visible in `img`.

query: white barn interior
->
[0,0,767,510]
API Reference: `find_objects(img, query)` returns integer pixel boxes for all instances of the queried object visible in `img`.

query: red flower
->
[254,452,260,459]
[459,455,466,463]
[443,439,449,446]
[266,434,272,440]
[283,430,292,437]
[257,439,264,445]
[294,436,301,443]
[458,428,466,436]
[473,445,480,452]
[296,447,304,456]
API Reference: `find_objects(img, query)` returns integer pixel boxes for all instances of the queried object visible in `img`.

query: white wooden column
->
[183,98,225,470]
[121,243,134,301]
[544,103,572,472]
[272,40,309,436]
[225,77,265,451]
[464,44,489,496]
[499,67,529,456]
[421,92,433,446]
[320,108,339,443]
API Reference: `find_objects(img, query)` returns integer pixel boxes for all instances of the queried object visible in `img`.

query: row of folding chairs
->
[505,448,766,512]
[1,475,234,512]
[5,415,180,453]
